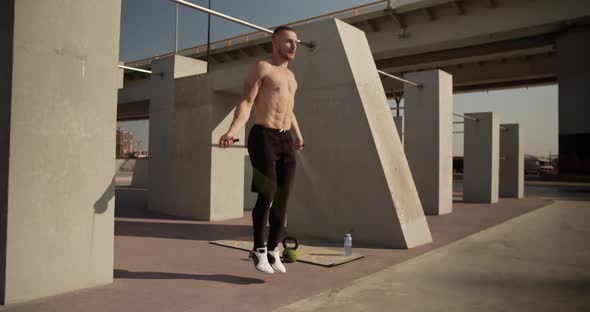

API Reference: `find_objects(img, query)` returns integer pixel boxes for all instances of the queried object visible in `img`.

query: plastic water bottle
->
[344,234,352,256]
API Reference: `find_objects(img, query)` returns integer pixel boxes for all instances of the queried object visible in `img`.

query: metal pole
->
[118,65,153,74]
[167,0,315,49]
[175,3,179,54]
[377,70,422,88]
[394,94,402,117]
[453,113,479,121]
[206,0,211,72]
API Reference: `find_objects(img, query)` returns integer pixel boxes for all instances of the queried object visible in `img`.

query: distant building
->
[116,129,134,157]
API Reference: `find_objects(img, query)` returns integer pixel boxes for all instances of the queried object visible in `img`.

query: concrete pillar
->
[393,116,403,144]
[403,70,453,215]
[287,19,432,248]
[500,124,524,198]
[148,55,245,221]
[557,27,590,174]
[463,112,500,203]
[0,0,121,304]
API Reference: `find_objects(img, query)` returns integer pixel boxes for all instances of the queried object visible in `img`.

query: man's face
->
[273,30,298,61]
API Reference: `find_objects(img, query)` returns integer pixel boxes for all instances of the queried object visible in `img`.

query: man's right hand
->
[219,133,237,148]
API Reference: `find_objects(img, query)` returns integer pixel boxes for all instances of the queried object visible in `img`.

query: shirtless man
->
[218,26,304,274]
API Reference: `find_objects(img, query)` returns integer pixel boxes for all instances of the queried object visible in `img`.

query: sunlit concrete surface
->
[275,200,590,312]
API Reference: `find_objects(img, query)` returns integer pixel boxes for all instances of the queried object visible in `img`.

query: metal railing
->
[378,70,421,88]
[117,65,152,74]
[126,0,387,68]
[453,113,479,121]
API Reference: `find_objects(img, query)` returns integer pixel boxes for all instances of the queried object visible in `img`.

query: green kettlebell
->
[282,236,299,263]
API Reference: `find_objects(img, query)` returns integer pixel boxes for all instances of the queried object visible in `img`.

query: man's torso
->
[254,62,297,130]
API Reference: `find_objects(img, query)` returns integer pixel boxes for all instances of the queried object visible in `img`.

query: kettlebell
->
[281,236,299,263]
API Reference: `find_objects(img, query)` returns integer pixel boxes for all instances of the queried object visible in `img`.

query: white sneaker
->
[250,247,274,274]
[268,247,287,273]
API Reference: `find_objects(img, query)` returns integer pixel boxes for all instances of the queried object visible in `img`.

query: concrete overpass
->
[118,0,590,173]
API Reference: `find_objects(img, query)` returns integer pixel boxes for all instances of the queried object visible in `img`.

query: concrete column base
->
[463,112,500,203]
[1,0,121,304]
[500,124,524,198]
[403,70,453,215]
[147,55,245,221]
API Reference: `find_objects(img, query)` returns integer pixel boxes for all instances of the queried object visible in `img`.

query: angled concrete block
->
[403,70,453,215]
[288,19,432,248]
[500,124,524,198]
[463,112,500,203]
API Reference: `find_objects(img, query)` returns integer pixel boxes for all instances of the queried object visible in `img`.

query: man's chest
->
[262,72,296,95]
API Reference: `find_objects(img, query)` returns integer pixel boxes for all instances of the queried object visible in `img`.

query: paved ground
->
[276,200,590,312]
[1,185,561,312]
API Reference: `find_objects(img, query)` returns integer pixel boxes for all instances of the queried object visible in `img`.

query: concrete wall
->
[403,70,453,215]
[463,112,500,203]
[0,0,121,304]
[287,19,431,248]
[557,27,590,174]
[500,124,524,198]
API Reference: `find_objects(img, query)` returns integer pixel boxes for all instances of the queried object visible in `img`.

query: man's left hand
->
[294,137,304,151]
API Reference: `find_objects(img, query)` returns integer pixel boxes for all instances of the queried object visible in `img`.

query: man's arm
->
[291,112,304,150]
[219,61,266,148]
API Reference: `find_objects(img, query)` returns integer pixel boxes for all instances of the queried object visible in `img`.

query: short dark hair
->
[272,26,296,39]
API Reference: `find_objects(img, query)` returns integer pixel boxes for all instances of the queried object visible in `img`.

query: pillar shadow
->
[115,221,251,241]
[114,269,264,285]
[94,177,115,214]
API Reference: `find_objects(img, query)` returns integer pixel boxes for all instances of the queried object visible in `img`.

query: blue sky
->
[120,0,371,61]
[118,0,558,157]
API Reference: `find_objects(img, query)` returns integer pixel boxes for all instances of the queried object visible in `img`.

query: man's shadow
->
[114,269,264,285]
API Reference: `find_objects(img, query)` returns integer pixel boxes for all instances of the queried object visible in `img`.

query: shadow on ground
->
[115,188,251,241]
[114,269,264,285]
[115,221,251,241]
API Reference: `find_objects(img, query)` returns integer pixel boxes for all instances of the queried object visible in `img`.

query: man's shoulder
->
[253,60,272,71]
[247,60,272,78]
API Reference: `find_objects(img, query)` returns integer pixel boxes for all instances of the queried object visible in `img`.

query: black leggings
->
[248,125,296,249]
[252,191,290,250]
